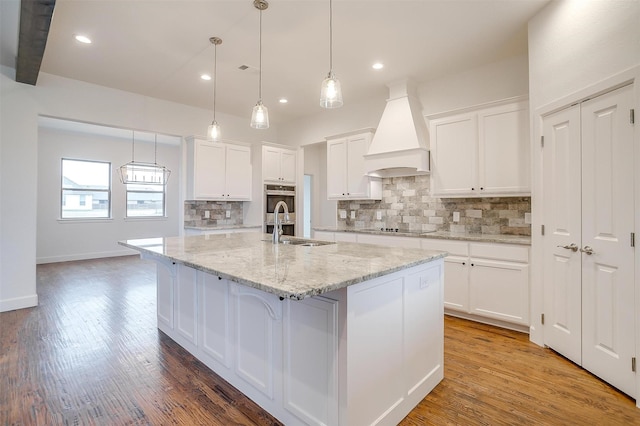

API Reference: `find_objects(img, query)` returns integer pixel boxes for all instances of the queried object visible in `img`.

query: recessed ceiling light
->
[279,98,288,104]
[372,62,384,70]
[74,34,92,44]
[200,74,212,81]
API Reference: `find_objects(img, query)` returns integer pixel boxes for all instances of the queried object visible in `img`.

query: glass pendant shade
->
[208,120,221,141]
[251,101,269,129]
[118,161,171,185]
[320,72,343,108]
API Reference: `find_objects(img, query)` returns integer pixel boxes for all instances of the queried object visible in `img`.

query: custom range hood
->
[364,80,430,178]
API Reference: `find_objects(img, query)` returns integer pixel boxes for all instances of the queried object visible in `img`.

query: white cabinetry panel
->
[263,145,297,184]
[186,137,252,201]
[156,261,175,330]
[429,99,530,197]
[176,264,197,344]
[283,296,338,426]
[199,274,231,367]
[233,285,281,399]
[326,130,381,200]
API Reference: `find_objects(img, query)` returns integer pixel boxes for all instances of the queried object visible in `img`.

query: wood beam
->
[15,0,56,85]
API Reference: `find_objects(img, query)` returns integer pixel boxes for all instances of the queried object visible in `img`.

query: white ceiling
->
[2,0,549,126]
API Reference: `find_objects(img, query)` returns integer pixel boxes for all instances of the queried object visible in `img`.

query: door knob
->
[580,246,595,255]
[557,243,579,252]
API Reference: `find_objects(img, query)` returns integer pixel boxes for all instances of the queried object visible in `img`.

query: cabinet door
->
[225,144,252,200]
[262,146,282,182]
[195,141,226,199]
[326,139,347,199]
[478,102,529,194]
[279,149,297,184]
[156,262,175,330]
[443,256,469,312]
[346,135,369,197]
[430,113,477,196]
[469,259,529,325]
[176,264,198,344]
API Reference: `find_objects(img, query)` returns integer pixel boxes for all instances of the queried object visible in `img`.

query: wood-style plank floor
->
[1,255,639,425]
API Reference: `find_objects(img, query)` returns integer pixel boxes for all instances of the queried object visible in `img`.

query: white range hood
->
[364,80,430,178]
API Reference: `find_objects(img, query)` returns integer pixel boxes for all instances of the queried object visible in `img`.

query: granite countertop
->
[314,227,531,245]
[119,233,446,300]
[184,224,262,231]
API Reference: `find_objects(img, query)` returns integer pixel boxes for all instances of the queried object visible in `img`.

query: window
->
[61,159,111,219]
[126,182,165,217]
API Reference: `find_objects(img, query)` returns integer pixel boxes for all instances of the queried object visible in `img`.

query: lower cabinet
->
[184,227,261,236]
[422,239,530,329]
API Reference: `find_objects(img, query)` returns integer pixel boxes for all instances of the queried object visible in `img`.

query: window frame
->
[60,158,112,220]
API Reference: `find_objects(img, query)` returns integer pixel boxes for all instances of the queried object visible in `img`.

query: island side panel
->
[346,259,444,426]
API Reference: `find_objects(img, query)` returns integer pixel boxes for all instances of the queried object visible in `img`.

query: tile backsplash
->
[184,201,244,227]
[337,175,531,235]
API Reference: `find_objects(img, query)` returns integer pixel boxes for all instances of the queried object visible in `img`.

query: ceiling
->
[2,0,549,126]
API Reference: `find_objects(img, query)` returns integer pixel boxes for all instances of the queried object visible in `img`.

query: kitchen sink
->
[280,238,335,247]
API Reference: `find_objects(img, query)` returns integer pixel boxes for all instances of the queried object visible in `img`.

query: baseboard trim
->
[0,294,38,312]
[445,310,530,334]
[36,248,138,264]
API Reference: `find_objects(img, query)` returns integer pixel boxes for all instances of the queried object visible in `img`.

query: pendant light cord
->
[131,131,135,162]
[259,8,263,102]
[213,43,217,121]
[329,0,333,73]
[154,133,158,165]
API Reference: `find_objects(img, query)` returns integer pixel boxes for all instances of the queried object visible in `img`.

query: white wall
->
[0,67,280,312]
[419,54,529,116]
[37,125,181,263]
[303,142,336,229]
[527,0,640,349]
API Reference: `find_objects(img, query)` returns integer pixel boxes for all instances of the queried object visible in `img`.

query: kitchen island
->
[120,233,446,426]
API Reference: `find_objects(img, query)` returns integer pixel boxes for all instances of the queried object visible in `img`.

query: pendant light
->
[319,0,343,108]
[250,0,269,129]
[207,37,222,141]
[118,131,171,185]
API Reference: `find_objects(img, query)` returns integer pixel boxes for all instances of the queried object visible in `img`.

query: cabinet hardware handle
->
[480,187,484,190]
[557,243,579,252]
[580,246,595,255]
[471,263,475,266]
[471,187,475,190]
[462,262,466,265]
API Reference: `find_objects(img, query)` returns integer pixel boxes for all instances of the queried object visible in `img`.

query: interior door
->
[542,104,583,365]
[580,84,635,397]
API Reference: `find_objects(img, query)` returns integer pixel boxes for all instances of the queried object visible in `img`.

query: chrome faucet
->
[272,200,289,244]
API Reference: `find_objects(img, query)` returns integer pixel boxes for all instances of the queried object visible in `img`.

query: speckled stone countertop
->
[119,233,446,300]
[184,224,262,231]
[314,227,531,246]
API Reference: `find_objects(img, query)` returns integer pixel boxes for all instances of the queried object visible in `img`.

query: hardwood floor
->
[1,256,638,425]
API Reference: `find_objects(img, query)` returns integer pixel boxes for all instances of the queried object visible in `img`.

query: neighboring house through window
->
[126,182,165,217]
[61,158,111,219]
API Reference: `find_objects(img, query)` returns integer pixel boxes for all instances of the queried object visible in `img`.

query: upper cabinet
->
[263,145,297,184]
[429,100,530,197]
[326,129,382,200]
[186,137,252,201]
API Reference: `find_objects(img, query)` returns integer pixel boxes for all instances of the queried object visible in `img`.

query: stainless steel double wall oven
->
[264,184,295,236]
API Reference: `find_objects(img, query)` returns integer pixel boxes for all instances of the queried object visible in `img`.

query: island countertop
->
[119,233,446,300]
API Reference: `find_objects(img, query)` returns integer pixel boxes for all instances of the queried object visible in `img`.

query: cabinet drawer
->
[421,239,469,257]
[469,243,528,263]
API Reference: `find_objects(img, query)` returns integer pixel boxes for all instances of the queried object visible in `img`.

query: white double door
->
[542,84,636,397]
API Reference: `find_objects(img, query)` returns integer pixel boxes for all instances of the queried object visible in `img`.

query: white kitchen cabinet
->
[326,130,381,200]
[421,239,530,330]
[356,233,421,249]
[186,137,252,201]
[263,145,297,184]
[429,99,529,197]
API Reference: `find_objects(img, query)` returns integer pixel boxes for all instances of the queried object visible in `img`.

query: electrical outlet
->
[376,211,382,220]
[350,211,356,219]
[226,210,231,218]
[453,212,460,223]
[339,210,347,219]
[204,211,210,219]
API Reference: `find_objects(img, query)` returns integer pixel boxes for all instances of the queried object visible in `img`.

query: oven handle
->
[265,190,296,196]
